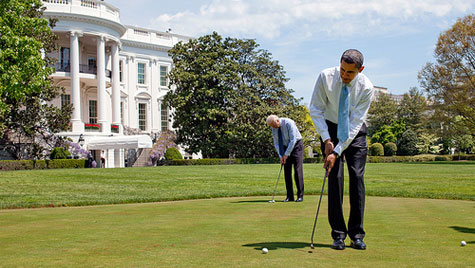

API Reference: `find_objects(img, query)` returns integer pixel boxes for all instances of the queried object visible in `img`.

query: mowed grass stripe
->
[0,162,474,209]
[0,196,473,267]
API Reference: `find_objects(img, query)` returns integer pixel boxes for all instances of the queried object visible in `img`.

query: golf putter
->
[269,164,283,203]
[310,167,329,249]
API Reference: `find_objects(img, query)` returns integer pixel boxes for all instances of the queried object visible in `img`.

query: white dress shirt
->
[309,67,374,155]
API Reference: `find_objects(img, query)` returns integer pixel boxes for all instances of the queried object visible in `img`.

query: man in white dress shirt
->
[309,49,374,250]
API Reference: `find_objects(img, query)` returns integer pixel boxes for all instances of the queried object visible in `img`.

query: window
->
[119,60,123,82]
[61,94,70,109]
[88,56,97,72]
[89,100,97,124]
[137,63,146,84]
[138,103,146,131]
[161,105,169,131]
[160,66,168,87]
[60,47,70,70]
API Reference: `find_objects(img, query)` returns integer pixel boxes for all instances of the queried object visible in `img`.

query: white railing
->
[156,33,171,40]
[43,0,69,4]
[134,29,149,36]
[80,0,97,9]
[42,0,121,22]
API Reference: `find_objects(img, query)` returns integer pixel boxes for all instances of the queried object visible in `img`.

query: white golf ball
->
[461,241,466,246]
[262,247,268,254]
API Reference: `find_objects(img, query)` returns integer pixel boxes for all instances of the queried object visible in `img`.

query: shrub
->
[0,160,34,170]
[397,129,418,156]
[370,143,384,156]
[48,159,86,169]
[435,155,451,161]
[50,147,71,159]
[384,142,397,156]
[164,147,183,160]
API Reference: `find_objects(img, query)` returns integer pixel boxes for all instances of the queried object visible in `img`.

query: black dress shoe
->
[295,197,303,202]
[350,239,366,250]
[331,239,345,250]
[283,198,294,202]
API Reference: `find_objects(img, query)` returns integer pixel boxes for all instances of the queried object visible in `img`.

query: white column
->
[70,31,84,133]
[97,36,110,134]
[111,42,121,134]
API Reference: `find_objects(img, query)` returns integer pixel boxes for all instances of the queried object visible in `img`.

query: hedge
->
[0,159,87,171]
[161,155,473,166]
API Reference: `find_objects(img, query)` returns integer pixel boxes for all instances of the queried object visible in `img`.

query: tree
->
[370,125,397,145]
[367,92,398,136]
[418,14,475,135]
[164,32,307,158]
[397,87,428,133]
[0,0,71,159]
[397,129,419,156]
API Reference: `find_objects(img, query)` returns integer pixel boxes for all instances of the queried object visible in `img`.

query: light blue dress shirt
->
[271,118,302,157]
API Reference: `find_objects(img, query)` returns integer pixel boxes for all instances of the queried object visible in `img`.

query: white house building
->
[42,0,192,167]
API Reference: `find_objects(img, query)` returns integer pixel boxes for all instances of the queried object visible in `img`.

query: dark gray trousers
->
[322,120,367,240]
[284,139,304,200]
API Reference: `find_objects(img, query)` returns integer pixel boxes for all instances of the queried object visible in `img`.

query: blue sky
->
[107,0,475,104]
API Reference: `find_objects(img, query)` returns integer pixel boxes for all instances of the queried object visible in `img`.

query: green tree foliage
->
[416,133,440,154]
[397,87,428,134]
[165,147,183,160]
[369,143,384,156]
[367,92,398,136]
[0,0,71,159]
[164,32,306,158]
[418,14,475,135]
[49,147,71,160]
[371,125,397,145]
[384,142,397,156]
[397,129,419,156]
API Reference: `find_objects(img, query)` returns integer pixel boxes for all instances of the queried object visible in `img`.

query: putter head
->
[268,200,275,203]
[310,243,315,249]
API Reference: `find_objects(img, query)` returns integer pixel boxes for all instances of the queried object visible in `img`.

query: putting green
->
[0,196,473,267]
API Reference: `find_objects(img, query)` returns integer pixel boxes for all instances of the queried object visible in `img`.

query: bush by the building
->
[384,142,397,156]
[164,147,183,160]
[370,143,384,156]
[49,147,71,159]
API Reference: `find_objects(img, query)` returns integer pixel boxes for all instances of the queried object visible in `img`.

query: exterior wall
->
[42,0,193,166]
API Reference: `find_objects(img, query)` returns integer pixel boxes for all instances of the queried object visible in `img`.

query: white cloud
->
[150,0,474,40]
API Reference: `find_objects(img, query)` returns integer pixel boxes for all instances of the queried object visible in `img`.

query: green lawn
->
[0,162,474,267]
[0,162,474,209]
[0,196,473,267]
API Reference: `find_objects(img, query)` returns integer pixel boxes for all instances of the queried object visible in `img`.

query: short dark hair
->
[340,49,364,69]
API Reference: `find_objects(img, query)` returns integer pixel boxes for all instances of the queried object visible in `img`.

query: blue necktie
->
[337,84,349,143]
[278,127,285,156]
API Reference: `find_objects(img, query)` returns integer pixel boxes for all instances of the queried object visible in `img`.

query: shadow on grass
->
[242,242,331,251]
[450,226,475,234]
[231,200,276,203]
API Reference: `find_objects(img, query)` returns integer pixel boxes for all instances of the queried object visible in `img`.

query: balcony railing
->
[42,0,121,23]
[54,63,112,78]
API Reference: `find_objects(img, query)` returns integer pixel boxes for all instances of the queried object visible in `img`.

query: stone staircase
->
[132,148,152,167]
